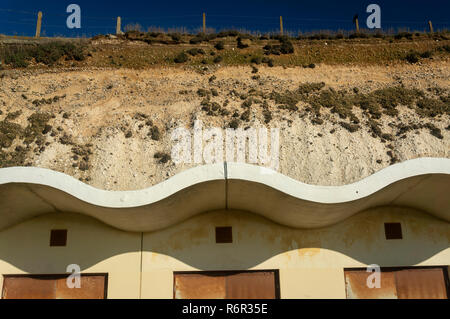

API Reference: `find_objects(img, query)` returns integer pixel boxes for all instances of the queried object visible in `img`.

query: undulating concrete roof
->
[0,157,449,232]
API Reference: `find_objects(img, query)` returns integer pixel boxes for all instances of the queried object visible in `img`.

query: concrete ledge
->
[0,158,449,231]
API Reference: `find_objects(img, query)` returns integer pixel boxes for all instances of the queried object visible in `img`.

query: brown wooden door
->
[174,271,278,299]
[174,273,226,299]
[395,268,448,299]
[345,270,398,299]
[345,267,448,299]
[2,274,107,299]
[2,276,57,299]
[226,271,276,299]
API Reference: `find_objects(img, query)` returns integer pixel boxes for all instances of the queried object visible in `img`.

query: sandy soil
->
[0,61,449,190]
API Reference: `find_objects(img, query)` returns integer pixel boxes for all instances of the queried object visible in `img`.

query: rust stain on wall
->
[297,248,321,258]
[405,212,450,243]
[144,208,450,266]
[160,221,211,251]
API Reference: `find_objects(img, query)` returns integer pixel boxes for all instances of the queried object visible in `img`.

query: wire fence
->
[0,7,449,38]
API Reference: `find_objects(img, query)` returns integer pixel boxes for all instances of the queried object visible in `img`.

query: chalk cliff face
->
[0,63,449,191]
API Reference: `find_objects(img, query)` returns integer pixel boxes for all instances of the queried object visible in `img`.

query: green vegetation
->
[213,55,223,63]
[154,152,171,164]
[236,37,249,49]
[1,30,448,69]
[339,122,360,132]
[0,41,86,67]
[174,51,188,63]
[214,41,225,50]
[23,112,53,145]
[187,48,205,56]
[416,97,449,117]
[0,120,22,148]
[228,119,240,129]
[149,126,161,141]
[263,36,294,55]
[267,83,448,139]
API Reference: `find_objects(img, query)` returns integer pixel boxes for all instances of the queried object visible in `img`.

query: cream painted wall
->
[141,207,450,299]
[0,207,449,299]
[0,213,142,299]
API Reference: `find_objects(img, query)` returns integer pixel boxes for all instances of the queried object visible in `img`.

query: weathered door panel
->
[345,267,448,299]
[226,271,276,299]
[345,270,398,299]
[2,276,56,299]
[174,273,226,299]
[395,268,448,299]
[174,271,278,299]
[2,274,107,299]
[55,275,106,299]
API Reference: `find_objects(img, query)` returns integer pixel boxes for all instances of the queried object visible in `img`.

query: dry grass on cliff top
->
[0,30,449,70]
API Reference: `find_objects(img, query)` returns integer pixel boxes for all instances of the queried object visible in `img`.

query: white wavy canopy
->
[0,158,449,232]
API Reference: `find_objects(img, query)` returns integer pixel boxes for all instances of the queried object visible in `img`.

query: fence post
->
[280,16,283,35]
[355,17,360,33]
[203,13,206,33]
[428,20,434,33]
[35,11,42,38]
[116,16,122,35]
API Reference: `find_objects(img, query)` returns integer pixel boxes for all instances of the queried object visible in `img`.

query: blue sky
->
[0,0,449,37]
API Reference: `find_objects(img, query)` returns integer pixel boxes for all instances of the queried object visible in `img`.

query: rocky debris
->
[0,64,447,190]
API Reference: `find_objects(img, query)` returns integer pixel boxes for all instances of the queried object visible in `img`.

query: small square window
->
[384,223,402,240]
[215,227,232,243]
[50,229,67,246]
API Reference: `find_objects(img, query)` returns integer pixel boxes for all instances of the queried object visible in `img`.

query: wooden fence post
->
[203,13,206,33]
[352,14,359,33]
[116,17,122,35]
[280,16,283,35]
[35,11,42,38]
[428,20,434,33]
